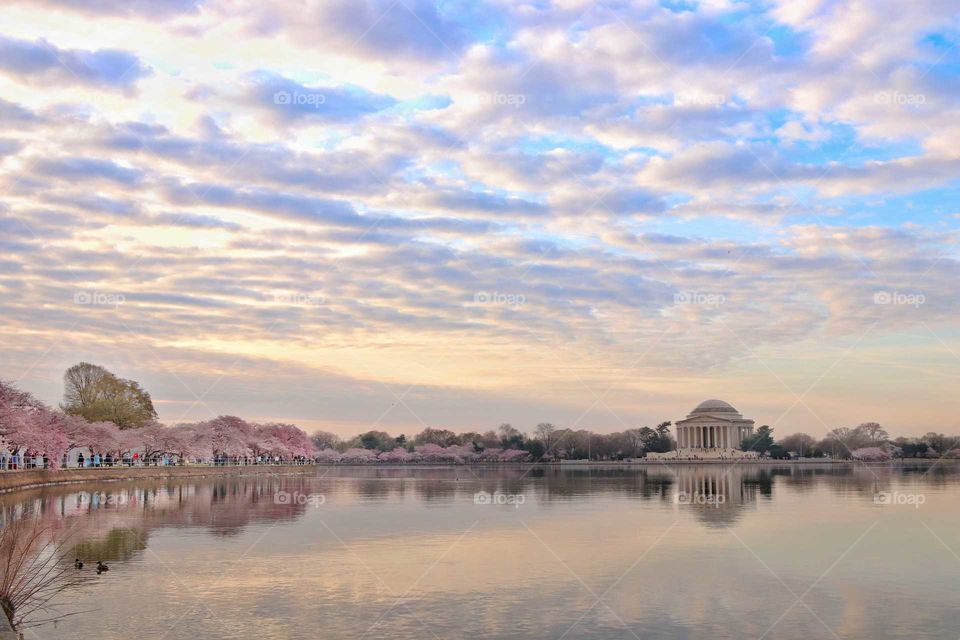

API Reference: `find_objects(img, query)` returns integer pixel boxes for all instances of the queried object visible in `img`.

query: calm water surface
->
[6,463,960,639]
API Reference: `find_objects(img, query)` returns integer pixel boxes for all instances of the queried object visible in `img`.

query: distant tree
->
[777,433,818,457]
[851,447,892,462]
[636,423,672,454]
[817,426,871,458]
[413,427,459,447]
[534,423,557,449]
[358,430,394,451]
[497,424,524,449]
[922,432,959,455]
[742,425,774,454]
[479,430,500,448]
[395,433,407,447]
[768,444,790,459]
[339,448,378,463]
[61,363,157,429]
[893,437,930,458]
[654,421,673,452]
[522,439,545,459]
[622,429,646,458]
[310,430,341,451]
[855,422,888,446]
[458,432,484,449]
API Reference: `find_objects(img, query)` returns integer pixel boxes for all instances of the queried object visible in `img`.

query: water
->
[5,463,960,639]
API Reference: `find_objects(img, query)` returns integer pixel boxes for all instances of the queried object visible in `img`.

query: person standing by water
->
[78,453,85,468]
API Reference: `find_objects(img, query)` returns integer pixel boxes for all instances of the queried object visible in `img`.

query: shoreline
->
[1,458,949,494]
[0,464,316,494]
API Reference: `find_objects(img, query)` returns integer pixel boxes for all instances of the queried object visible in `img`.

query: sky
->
[0,0,958,438]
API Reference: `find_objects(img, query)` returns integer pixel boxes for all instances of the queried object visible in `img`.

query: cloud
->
[0,98,42,127]
[0,0,959,434]
[13,0,205,18]
[242,73,396,123]
[34,157,144,186]
[0,35,150,90]
[255,0,484,65]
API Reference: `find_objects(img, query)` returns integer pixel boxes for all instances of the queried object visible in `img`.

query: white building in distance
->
[649,399,758,460]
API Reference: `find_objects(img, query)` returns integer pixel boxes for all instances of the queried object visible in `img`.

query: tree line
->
[2,364,958,466]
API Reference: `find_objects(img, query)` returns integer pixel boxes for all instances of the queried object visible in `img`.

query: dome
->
[691,399,739,414]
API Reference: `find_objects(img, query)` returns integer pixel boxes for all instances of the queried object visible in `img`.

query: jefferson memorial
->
[649,399,758,460]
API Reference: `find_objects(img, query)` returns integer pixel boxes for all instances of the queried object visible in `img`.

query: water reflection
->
[1,462,957,640]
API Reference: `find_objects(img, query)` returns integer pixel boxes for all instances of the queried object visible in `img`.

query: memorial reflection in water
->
[2,463,958,640]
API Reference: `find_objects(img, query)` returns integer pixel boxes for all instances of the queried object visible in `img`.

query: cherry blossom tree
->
[253,423,314,461]
[377,448,413,463]
[315,448,341,463]
[497,449,532,463]
[171,424,210,463]
[0,381,69,467]
[851,447,892,462]
[416,443,463,463]
[339,448,377,463]
[198,415,253,462]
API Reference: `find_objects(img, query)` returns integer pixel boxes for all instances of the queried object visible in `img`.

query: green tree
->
[742,425,774,454]
[61,362,157,429]
[359,430,394,451]
[497,424,524,449]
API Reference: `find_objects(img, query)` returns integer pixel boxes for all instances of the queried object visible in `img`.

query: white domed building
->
[648,399,758,460]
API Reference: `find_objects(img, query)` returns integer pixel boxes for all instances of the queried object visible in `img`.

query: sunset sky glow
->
[1,0,959,437]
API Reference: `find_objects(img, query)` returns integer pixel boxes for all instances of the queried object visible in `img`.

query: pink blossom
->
[339,448,377,463]
[377,447,413,463]
[851,447,892,462]
[315,448,341,463]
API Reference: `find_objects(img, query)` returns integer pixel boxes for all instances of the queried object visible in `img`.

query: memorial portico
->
[672,399,755,458]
